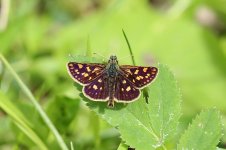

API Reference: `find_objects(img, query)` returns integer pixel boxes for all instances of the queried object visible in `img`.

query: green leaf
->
[177,109,222,150]
[78,64,181,150]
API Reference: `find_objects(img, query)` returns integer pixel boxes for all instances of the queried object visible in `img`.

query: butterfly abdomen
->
[106,63,119,107]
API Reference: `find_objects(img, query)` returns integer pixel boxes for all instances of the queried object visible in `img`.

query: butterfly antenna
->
[118,55,131,61]
[68,53,76,60]
[93,52,107,61]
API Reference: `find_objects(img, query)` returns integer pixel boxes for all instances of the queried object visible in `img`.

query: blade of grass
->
[122,29,136,66]
[122,29,149,103]
[70,141,74,150]
[0,53,69,150]
[0,91,48,150]
[0,0,10,31]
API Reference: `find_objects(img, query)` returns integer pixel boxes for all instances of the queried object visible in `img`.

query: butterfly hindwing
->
[67,62,105,85]
[114,74,140,102]
[120,65,158,88]
[83,74,109,101]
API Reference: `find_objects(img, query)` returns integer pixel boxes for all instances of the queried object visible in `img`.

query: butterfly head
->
[109,55,118,64]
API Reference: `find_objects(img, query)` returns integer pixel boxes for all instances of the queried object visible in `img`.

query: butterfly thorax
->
[107,63,119,77]
[106,55,119,74]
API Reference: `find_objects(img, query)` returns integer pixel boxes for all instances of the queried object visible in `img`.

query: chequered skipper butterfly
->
[67,55,158,108]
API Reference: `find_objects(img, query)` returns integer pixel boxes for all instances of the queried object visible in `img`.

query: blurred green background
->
[0,0,226,149]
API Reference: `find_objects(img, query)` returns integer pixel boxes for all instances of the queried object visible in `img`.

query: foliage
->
[178,109,222,150]
[78,64,180,150]
[0,0,226,149]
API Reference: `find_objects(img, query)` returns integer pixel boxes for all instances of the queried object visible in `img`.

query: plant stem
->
[122,29,136,65]
[70,142,74,150]
[86,35,92,57]
[0,54,69,150]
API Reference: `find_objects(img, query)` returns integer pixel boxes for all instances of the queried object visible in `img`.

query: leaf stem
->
[86,35,92,57]
[0,54,69,150]
[122,29,136,65]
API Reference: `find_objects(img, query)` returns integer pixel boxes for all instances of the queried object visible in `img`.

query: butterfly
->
[67,55,158,108]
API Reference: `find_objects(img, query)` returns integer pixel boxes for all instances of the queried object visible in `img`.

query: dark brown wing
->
[67,62,105,85]
[83,73,109,101]
[114,73,141,102]
[119,65,158,89]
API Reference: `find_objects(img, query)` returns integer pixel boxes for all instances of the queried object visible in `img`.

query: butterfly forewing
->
[114,74,140,102]
[120,65,158,88]
[83,73,109,101]
[67,62,105,85]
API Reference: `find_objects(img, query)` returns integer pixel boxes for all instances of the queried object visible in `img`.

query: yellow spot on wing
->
[122,88,124,91]
[126,86,131,91]
[92,68,100,73]
[95,72,101,75]
[152,68,157,72]
[133,79,135,83]
[93,85,98,90]
[86,67,91,72]
[84,73,89,77]
[100,87,103,90]
[125,69,132,74]
[134,70,139,74]
[78,64,83,69]
[136,76,141,80]
[139,76,144,79]
[143,68,148,72]
[69,63,73,67]
[75,69,78,72]
[98,79,102,82]
[122,80,126,84]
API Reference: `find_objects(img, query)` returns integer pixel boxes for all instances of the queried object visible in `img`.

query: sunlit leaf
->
[177,109,222,150]
[78,64,181,150]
